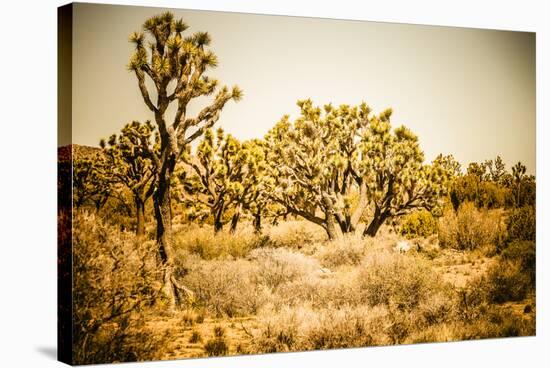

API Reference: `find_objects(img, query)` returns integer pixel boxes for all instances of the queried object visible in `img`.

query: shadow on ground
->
[36,346,57,360]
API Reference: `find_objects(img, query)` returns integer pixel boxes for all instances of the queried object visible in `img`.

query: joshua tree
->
[359,112,449,236]
[100,121,157,236]
[180,128,247,233]
[128,12,242,306]
[484,155,507,184]
[180,130,271,233]
[73,153,111,211]
[512,161,527,207]
[434,154,462,179]
[238,139,275,233]
[265,100,373,239]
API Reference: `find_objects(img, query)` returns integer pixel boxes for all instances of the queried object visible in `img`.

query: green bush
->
[450,175,510,210]
[507,206,535,242]
[400,210,438,239]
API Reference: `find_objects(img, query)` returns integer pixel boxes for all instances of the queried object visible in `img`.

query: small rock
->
[394,240,411,253]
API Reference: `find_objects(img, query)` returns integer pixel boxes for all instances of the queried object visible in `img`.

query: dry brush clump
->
[264,220,326,250]
[356,252,450,311]
[315,234,367,268]
[400,209,438,239]
[506,206,536,242]
[173,223,263,260]
[249,305,389,353]
[438,202,506,254]
[181,257,266,317]
[248,247,321,290]
[203,326,229,356]
[72,211,170,364]
[178,247,322,317]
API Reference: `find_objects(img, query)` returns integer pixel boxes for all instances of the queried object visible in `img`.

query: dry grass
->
[73,210,535,362]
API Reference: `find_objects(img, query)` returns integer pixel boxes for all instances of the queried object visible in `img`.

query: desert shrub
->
[213,326,225,338]
[180,247,322,316]
[501,240,535,284]
[250,302,453,352]
[265,221,324,249]
[410,311,534,343]
[454,278,489,323]
[484,260,532,303]
[72,212,167,364]
[250,305,391,353]
[248,247,320,290]
[189,330,202,343]
[415,290,456,327]
[400,210,437,239]
[173,225,262,260]
[180,310,197,327]
[437,207,459,248]
[450,175,510,210]
[195,311,205,324]
[316,235,365,268]
[506,206,536,242]
[356,252,443,311]
[183,259,266,317]
[438,202,506,253]
[459,306,534,339]
[271,272,359,310]
[478,181,509,209]
[203,337,229,356]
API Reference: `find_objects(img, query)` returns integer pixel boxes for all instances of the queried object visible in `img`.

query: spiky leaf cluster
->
[359,113,448,218]
[99,121,158,206]
[128,11,242,160]
[178,128,249,225]
[265,99,373,234]
[73,152,111,210]
[266,99,450,237]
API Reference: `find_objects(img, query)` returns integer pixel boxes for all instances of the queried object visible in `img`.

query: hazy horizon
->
[70,3,536,174]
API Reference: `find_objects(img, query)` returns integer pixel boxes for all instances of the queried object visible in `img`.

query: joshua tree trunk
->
[516,182,522,207]
[325,210,343,240]
[364,207,389,237]
[153,171,177,306]
[253,210,262,233]
[135,198,146,237]
[229,203,241,233]
[213,199,225,233]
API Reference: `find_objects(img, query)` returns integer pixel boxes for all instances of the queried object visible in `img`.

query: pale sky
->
[70,3,536,174]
